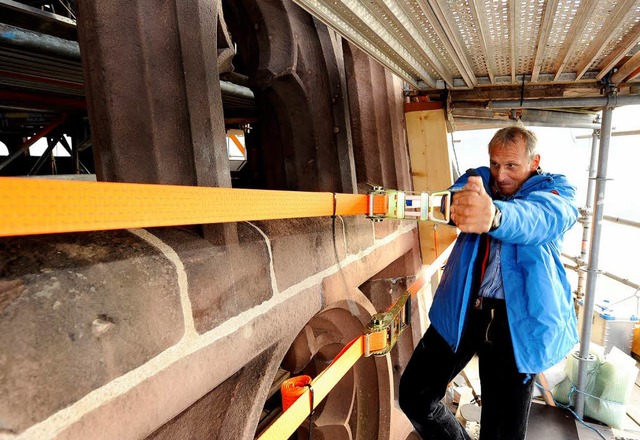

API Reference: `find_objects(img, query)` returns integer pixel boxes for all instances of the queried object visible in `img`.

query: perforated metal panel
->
[293,0,640,90]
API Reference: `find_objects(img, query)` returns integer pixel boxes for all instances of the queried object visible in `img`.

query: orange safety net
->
[0,177,388,237]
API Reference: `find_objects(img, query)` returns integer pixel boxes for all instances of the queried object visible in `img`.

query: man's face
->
[489,137,540,197]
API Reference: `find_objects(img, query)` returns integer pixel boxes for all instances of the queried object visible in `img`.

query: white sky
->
[451,105,640,218]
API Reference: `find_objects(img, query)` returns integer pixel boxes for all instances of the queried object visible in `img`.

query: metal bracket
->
[363,290,411,357]
[366,186,386,222]
[428,190,452,224]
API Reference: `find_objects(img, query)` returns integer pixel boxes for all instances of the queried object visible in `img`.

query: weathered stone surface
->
[0,231,184,433]
[76,0,229,188]
[147,349,274,440]
[360,277,410,315]
[51,287,320,439]
[254,218,337,292]
[280,306,391,439]
[147,367,242,440]
[150,224,273,334]
[223,0,344,192]
[344,41,400,189]
[342,215,375,256]
[370,246,422,281]
[374,218,402,240]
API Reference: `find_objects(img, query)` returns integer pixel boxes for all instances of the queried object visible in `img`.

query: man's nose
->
[496,167,508,182]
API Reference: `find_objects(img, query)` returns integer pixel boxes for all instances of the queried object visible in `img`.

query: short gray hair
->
[488,127,538,159]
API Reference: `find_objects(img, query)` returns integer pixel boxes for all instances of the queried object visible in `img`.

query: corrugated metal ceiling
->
[293,0,640,91]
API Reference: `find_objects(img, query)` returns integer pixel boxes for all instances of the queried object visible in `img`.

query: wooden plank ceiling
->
[294,0,640,129]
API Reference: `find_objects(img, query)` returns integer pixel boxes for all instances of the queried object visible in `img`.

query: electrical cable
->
[331,193,360,317]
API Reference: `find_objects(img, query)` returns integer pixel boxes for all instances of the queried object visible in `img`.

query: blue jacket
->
[428,166,579,373]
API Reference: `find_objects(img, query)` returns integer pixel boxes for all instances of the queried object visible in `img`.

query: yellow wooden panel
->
[405,108,458,264]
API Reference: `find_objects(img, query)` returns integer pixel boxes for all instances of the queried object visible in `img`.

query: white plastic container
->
[577,298,639,355]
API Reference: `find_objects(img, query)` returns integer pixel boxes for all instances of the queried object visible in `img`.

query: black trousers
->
[399,302,536,440]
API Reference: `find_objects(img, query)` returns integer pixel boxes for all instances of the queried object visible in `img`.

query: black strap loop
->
[331,192,337,218]
[305,383,315,440]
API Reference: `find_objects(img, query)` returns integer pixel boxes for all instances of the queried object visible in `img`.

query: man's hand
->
[450,176,496,233]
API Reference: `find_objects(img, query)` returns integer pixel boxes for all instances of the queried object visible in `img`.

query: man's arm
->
[450,175,578,245]
[491,189,578,245]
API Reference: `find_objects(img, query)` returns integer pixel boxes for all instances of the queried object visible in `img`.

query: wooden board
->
[526,403,579,440]
[405,108,458,265]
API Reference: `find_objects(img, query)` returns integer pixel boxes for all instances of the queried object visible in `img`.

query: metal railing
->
[563,213,640,293]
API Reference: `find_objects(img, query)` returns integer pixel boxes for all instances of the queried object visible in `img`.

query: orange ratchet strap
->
[0,177,387,237]
[257,269,430,440]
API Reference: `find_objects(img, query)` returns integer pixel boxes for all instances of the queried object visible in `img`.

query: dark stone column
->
[76,0,230,188]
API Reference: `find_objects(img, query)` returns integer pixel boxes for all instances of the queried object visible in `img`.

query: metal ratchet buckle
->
[363,290,412,357]
[428,190,452,224]
[366,186,387,222]
[385,189,452,223]
[386,190,427,221]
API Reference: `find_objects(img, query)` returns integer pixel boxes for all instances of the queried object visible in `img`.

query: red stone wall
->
[0,1,428,439]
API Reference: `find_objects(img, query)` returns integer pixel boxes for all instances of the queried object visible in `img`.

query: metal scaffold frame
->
[566,86,640,418]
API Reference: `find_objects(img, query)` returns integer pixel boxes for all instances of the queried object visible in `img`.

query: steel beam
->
[0,0,75,27]
[576,129,640,139]
[576,125,600,300]
[451,116,600,130]
[0,90,86,111]
[489,94,640,109]
[0,113,66,171]
[509,0,516,83]
[28,133,61,175]
[377,0,454,86]
[292,0,437,89]
[422,0,477,87]
[0,23,80,59]
[467,0,496,83]
[604,215,640,229]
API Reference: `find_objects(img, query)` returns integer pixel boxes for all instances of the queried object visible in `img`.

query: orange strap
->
[0,177,387,237]
[229,134,246,156]
[257,270,429,440]
[281,375,313,411]
[258,336,365,440]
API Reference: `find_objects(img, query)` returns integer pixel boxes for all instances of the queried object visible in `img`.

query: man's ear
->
[530,154,541,171]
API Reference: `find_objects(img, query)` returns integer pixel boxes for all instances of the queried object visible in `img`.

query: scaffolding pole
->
[575,122,600,299]
[574,90,615,418]
[603,215,640,229]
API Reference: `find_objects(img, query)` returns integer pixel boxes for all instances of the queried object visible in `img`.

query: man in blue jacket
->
[399,126,579,440]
